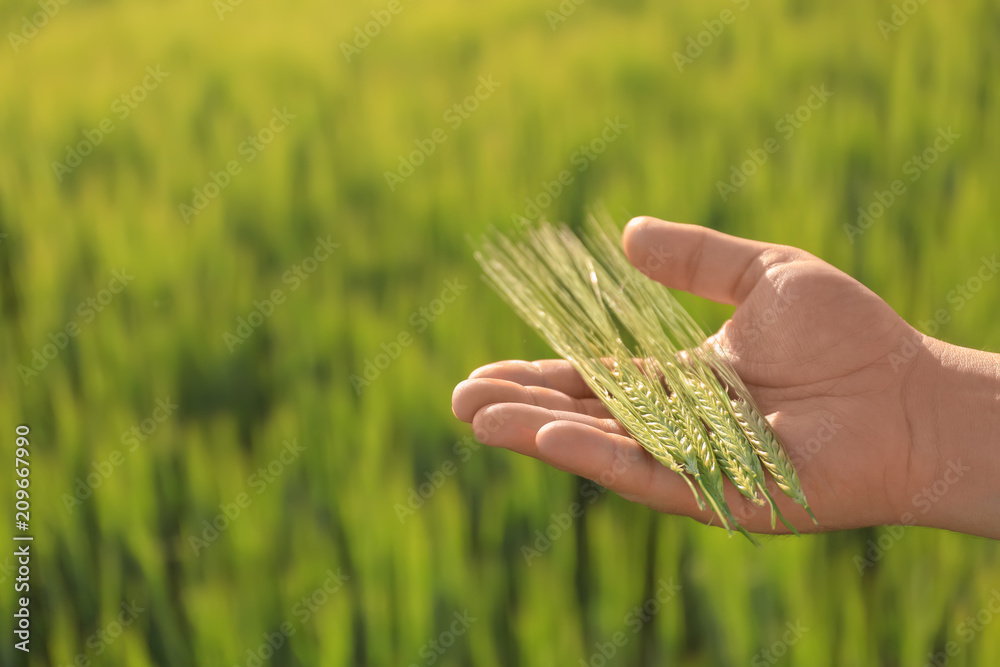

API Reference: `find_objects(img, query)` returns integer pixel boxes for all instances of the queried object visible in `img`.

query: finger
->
[469,359,595,398]
[622,216,804,306]
[470,403,629,457]
[535,421,799,532]
[452,378,612,422]
[534,421,710,518]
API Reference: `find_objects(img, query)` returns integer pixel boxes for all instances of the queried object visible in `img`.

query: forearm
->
[910,337,1000,539]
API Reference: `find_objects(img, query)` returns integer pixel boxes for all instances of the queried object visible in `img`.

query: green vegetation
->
[0,0,998,665]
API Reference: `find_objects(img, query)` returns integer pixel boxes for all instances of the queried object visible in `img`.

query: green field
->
[1,0,999,665]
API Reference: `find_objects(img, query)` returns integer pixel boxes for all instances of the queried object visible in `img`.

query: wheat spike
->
[732,398,815,523]
[686,377,764,505]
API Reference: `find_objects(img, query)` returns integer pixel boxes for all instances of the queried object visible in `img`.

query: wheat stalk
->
[473,217,814,538]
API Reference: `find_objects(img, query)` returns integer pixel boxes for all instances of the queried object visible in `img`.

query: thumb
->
[622,216,799,306]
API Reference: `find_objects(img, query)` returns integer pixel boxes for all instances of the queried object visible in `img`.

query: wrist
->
[906,335,1000,539]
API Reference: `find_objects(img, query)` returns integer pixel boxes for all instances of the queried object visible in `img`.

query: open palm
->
[452,216,941,534]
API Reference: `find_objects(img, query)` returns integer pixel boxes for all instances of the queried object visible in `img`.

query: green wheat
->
[474,217,815,539]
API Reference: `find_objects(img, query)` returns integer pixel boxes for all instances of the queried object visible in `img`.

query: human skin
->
[451,216,1000,539]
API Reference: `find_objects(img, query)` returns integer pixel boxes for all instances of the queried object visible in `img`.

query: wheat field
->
[0,0,999,665]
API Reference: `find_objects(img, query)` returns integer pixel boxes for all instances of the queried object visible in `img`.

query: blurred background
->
[1,0,999,665]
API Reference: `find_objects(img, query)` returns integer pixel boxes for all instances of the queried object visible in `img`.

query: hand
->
[451,216,1000,538]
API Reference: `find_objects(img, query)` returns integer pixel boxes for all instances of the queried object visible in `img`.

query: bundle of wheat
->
[473,217,814,541]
